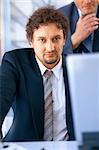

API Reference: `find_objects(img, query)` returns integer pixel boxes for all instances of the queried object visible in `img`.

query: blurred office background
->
[0,0,73,61]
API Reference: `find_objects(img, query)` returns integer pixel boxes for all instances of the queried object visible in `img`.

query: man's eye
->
[40,39,46,43]
[53,37,60,42]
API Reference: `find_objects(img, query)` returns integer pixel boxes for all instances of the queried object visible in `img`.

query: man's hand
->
[71,13,99,49]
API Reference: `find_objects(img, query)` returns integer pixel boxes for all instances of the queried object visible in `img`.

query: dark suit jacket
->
[0,48,75,142]
[59,2,99,54]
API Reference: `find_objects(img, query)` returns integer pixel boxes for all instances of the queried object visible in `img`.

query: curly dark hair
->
[26,6,69,43]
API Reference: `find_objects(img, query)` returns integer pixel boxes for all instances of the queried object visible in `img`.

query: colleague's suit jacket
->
[0,48,75,142]
[59,2,99,54]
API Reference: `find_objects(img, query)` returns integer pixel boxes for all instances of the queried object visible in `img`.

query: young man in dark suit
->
[0,7,75,142]
[59,0,99,54]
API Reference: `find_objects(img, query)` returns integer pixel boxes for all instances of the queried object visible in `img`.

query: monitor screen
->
[66,53,99,144]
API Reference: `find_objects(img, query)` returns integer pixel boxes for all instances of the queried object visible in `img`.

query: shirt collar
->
[36,56,62,80]
[52,58,62,80]
[36,56,47,76]
[77,8,82,17]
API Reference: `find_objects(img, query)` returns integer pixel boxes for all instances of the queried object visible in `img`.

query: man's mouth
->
[45,52,56,57]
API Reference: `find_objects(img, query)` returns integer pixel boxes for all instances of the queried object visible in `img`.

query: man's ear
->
[29,42,32,46]
[29,41,34,47]
[63,39,66,46]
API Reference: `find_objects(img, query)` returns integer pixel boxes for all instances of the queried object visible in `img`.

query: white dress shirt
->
[36,56,68,141]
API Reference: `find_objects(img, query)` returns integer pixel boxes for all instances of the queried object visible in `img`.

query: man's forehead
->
[33,24,63,36]
[37,23,61,30]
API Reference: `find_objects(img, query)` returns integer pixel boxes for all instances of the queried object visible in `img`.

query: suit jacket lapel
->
[62,55,75,140]
[27,50,44,139]
[70,2,79,34]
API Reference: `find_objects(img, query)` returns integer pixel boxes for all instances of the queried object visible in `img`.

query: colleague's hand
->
[71,13,99,49]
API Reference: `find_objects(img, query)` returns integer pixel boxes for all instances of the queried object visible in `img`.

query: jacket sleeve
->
[63,29,73,55]
[58,4,74,55]
[0,52,18,137]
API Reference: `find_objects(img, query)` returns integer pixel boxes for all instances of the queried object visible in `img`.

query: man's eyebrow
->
[53,35,62,38]
[37,36,45,39]
[36,35,62,39]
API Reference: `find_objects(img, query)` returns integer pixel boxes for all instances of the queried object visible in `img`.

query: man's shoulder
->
[58,2,75,16]
[4,48,32,55]
[2,48,34,64]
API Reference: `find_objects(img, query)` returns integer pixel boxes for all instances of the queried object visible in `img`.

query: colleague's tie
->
[43,70,53,141]
[83,34,93,53]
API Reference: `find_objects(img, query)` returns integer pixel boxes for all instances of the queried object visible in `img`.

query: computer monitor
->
[66,53,99,144]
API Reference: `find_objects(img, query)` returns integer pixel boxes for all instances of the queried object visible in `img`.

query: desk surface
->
[20,141,78,150]
[1,141,79,150]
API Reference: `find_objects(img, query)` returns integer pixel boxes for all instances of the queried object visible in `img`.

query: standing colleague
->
[59,0,99,54]
[0,7,75,142]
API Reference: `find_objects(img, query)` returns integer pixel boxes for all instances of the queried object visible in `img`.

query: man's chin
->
[45,60,57,64]
[82,7,97,15]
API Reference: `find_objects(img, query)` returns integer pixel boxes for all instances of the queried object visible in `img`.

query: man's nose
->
[85,0,92,3]
[46,42,54,52]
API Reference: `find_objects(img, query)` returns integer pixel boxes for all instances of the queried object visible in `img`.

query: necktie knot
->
[43,70,53,79]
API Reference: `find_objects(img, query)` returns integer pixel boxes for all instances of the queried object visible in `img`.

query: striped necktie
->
[43,70,53,141]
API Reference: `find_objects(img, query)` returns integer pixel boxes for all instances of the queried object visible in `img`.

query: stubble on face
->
[43,50,60,65]
[32,23,65,69]
[75,0,98,15]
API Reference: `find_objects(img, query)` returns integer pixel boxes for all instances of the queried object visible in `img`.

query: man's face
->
[74,0,98,15]
[31,23,65,69]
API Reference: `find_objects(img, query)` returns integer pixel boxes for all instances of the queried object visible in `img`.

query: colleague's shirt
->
[36,56,68,141]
